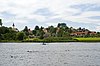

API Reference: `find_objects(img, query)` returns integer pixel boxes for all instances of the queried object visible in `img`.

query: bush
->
[16,32,25,40]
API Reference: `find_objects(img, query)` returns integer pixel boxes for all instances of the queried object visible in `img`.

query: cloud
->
[34,8,55,17]
[95,26,100,31]
[88,16,100,19]
[0,0,100,31]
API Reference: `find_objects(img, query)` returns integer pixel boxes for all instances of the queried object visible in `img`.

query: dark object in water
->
[27,51,32,53]
[11,55,13,58]
[42,42,46,45]
[27,50,39,53]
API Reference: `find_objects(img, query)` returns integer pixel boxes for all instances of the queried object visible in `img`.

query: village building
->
[70,31,96,37]
[12,23,19,32]
[43,28,50,38]
[28,29,35,38]
[43,28,48,33]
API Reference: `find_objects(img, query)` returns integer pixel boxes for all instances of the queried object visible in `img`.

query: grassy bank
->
[1,37,100,43]
[74,38,100,42]
[0,40,22,43]
[22,37,76,42]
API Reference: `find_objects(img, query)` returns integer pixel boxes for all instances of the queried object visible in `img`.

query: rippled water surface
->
[0,43,100,66]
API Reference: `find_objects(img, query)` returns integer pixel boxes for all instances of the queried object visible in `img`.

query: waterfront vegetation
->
[0,19,100,42]
[23,37,76,42]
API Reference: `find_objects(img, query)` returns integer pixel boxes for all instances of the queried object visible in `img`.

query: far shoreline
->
[0,41,100,43]
[1,37,100,43]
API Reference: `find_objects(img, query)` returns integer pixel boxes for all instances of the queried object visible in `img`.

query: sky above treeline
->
[0,0,100,31]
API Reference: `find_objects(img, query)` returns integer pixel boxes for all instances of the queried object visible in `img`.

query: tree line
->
[0,19,100,42]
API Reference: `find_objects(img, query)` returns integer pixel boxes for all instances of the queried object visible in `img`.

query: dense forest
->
[0,19,100,42]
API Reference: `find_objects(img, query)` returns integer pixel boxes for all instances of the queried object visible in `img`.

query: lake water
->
[0,43,100,66]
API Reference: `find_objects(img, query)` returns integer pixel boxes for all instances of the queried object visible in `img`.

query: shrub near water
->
[43,37,74,42]
[23,37,74,42]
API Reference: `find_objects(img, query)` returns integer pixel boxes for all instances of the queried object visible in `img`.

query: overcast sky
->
[0,0,100,31]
